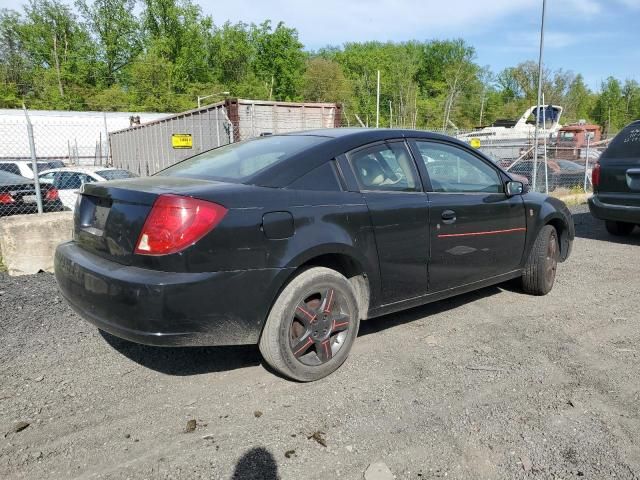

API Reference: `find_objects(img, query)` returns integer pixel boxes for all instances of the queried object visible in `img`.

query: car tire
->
[605,220,635,236]
[259,267,360,382]
[522,225,559,296]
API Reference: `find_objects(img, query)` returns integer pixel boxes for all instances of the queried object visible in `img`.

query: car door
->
[346,140,430,304]
[410,139,526,292]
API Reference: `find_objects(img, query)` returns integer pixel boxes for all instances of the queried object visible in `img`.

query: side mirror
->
[506,181,524,196]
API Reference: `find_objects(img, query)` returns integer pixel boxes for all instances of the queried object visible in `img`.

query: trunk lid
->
[73,176,249,265]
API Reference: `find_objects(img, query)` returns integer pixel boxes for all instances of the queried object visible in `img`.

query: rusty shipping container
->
[109,98,342,176]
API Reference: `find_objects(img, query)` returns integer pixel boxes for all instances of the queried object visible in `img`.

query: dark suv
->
[589,121,640,236]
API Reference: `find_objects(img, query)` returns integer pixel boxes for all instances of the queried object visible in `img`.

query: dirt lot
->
[1,205,639,480]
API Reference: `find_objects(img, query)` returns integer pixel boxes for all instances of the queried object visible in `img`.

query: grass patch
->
[550,186,590,206]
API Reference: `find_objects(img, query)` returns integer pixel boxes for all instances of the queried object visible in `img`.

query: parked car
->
[0,171,64,216]
[39,167,138,210]
[0,160,65,179]
[509,159,588,191]
[55,129,574,381]
[588,120,640,236]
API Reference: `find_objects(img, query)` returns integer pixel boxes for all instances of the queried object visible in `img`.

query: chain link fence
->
[0,108,161,217]
[1,103,611,221]
[341,113,605,195]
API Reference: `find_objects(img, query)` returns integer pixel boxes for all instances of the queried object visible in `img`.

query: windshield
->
[157,135,328,182]
[97,169,137,181]
[559,132,575,141]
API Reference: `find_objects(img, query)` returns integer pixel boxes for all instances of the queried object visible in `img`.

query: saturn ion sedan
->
[55,129,574,381]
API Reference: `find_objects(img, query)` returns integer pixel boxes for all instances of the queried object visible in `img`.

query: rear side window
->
[157,135,328,182]
[288,162,342,191]
[601,123,640,161]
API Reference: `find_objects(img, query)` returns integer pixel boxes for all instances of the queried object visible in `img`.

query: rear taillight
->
[45,188,59,201]
[592,162,601,190]
[134,194,227,256]
[0,192,14,204]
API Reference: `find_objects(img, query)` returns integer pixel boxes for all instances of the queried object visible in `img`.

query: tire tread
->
[522,225,557,296]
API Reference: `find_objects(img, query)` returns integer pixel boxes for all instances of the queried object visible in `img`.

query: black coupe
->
[55,129,574,381]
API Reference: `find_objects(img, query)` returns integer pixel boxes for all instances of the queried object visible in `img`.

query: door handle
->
[441,210,456,224]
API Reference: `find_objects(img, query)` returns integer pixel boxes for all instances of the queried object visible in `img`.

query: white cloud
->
[199,0,539,47]
[615,0,640,8]
[561,0,602,16]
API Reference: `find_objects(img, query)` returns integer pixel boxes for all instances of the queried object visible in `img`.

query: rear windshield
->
[0,171,30,185]
[157,135,328,182]
[97,169,136,180]
[23,162,57,172]
[601,123,640,161]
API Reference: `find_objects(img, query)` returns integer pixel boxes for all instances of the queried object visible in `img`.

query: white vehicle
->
[0,160,65,179]
[39,166,137,210]
[458,105,564,160]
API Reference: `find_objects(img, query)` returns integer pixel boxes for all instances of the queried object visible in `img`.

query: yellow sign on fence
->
[470,138,481,149]
[171,133,193,149]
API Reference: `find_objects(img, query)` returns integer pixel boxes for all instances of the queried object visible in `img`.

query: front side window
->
[348,142,420,192]
[414,141,502,193]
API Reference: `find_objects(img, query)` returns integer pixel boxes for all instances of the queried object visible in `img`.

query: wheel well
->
[298,254,371,319]
[546,218,569,260]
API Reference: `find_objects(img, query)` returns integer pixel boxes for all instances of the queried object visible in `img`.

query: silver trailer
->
[109,98,342,176]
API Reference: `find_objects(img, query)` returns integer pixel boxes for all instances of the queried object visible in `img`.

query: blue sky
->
[2,0,638,90]
[198,0,640,89]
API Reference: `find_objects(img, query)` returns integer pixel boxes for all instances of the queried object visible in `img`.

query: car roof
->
[39,166,118,175]
[284,127,453,141]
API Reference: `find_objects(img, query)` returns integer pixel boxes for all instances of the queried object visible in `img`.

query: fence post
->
[103,112,110,164]
[23,106,44,214]
[583,134,591,192]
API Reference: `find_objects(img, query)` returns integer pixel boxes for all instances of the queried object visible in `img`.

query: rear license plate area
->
[79,195,112,236]
[22,195,37,204]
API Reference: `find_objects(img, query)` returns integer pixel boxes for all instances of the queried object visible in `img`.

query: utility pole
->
[376,70,380,128]
[389,100,393,128]
[532,0,547,192]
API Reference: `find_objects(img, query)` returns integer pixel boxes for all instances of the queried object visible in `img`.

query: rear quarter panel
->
[153,186,383,309]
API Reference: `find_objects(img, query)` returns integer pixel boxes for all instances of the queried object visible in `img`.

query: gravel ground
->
[1,204,640,480]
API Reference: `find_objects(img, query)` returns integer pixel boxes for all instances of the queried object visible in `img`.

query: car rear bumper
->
[54,242,292,346]
[588,195,640,224]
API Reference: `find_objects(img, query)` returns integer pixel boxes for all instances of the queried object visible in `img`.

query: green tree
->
[251,21,305,101]
[416,39,477,129]
[21,0,96,107]
[302,57,351,104]
[76,0,140,86]
[565,74,593,122]
[0,9,31,107]
[593,77,625,133]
